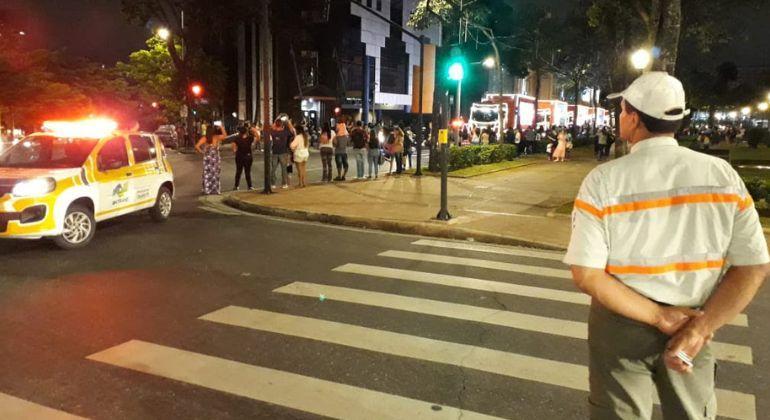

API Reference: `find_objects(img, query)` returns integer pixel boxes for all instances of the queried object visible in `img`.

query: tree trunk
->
[573,77,581,137]
[652,0,682,73]
[533,68,541,127]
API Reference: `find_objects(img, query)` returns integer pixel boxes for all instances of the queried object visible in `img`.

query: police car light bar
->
[42,118,118,139]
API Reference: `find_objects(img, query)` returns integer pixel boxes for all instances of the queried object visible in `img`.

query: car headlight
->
[12,178,57,197]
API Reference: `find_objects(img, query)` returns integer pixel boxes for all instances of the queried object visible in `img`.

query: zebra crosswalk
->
[81,238,759,419]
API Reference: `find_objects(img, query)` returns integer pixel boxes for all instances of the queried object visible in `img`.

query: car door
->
[93,136,133,219]
[128,134,162,208]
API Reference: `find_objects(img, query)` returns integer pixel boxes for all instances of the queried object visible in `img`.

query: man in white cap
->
[564,71,770,419]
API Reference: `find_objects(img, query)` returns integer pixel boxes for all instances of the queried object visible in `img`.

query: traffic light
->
[448,61,465,81]
[190,83,204,97]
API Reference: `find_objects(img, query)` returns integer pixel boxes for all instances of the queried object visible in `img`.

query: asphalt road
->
[0,152,768,420]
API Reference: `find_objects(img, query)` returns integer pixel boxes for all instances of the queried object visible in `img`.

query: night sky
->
[3,0,770,70]
[4,0,149,64]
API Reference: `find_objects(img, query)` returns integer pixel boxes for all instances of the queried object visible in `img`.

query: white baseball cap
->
[607,72,689,121]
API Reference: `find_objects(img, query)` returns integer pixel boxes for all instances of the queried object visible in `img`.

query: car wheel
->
[150,186,173,222]
[53,204,96,250]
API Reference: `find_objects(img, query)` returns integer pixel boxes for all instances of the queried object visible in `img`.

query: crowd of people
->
[194,115,422,195]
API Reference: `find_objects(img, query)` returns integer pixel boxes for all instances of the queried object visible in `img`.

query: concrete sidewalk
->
[224,157,599,251]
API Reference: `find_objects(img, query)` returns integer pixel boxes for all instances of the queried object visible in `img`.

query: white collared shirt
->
[564,136,769,306]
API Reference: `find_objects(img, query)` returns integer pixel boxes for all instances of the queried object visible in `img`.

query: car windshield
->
[0,136,97,169]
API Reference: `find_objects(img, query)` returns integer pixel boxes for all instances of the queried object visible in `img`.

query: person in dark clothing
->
[271,118,292,188]
[367,124,381,179]
[350,121,368,179]
[404,129,414,169]
[231,125,255,190]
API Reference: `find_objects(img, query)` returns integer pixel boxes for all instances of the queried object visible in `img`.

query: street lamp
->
[741,106,751,116]
[759,102,769,112]
[482,56,496,69]
[630,49,651,71]
[157,27,171,41]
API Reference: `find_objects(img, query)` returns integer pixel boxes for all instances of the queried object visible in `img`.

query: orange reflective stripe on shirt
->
[574,199,604,219]
[606,259,725,275]
[575,193,749,219]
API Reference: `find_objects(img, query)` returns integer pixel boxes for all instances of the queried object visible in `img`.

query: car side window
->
[129,135,156,163]
[98,137,129,171]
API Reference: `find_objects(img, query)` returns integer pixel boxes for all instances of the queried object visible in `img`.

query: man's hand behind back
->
[653,306,703,336]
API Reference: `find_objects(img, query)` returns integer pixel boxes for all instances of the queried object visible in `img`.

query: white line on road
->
[380,250,574,279]
[87,340,502,420]
[0,392,86,420]
[331,264,748,328]
[412,239,565,261]
[273,282,752,364]
[200,306,755,420]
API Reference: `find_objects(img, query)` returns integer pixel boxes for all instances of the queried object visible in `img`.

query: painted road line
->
[332,264,748,328]
[0,392,86,420]
[379,250,573,279]
[274,282,586,339]
[201,307,755,420]
[87,340,501,420]
[412,239,564,261]
[274,282,752,365]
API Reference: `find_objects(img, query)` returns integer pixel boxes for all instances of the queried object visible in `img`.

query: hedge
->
[448,144,520,170]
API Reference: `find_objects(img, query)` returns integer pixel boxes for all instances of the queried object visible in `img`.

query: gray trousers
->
[271,153,289,186]
[588,302,716,420]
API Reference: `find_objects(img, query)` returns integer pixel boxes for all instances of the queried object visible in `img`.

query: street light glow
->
[630,49,651,71]
[759,102,769,111]
[157,28,171,41]
[482,57,496,69]
[741,106,751,115]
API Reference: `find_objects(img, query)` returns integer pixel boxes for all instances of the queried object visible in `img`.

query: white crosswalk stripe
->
[83,239,758,420]
[273,282,752,365]
[88,340,502,420]
[200,306,755,420]
[379,250,574,279]
[0,391,86,420]
[412,239,565,261]
[332,263,748,328]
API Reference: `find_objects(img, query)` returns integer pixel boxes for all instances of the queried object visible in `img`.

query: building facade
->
[232,0,440,129]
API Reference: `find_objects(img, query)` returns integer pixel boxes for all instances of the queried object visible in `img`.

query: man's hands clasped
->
[653,306,714,374]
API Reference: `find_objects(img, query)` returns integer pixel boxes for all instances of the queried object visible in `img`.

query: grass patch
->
[731,147,770,163]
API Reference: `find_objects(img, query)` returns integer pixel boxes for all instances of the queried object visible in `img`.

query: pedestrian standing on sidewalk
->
[270,118,291,189]
[319,123,335,182]
[231,125,255,190]
[552,129,567,162]
[333,118,350,181]
[367,123,381,179]
[195,123,227,195]
[404,128,414,169]
[391,126,405,174]
[350,121,367,179]
[290,125,310,188]
[566,72,770,420]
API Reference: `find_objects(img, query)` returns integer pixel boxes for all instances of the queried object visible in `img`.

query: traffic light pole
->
[436,139,451,221]
[260,0,273,195]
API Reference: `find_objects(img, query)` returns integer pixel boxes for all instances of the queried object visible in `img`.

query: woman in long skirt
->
[195,123,228,194]
[552,129,568,162]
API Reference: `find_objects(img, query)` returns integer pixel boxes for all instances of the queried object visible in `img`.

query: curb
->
[223,195,566,251]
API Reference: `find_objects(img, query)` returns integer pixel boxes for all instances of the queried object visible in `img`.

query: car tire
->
[53,204,96,250]
[150,186,173,222]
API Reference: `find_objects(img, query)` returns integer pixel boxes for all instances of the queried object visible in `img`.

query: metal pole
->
[436,140,451,220]
[455,80,462,119]
[415,37,425,176]
[261,0,273,194]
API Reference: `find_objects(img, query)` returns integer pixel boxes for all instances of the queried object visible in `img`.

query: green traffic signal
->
[448,62,465,81]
